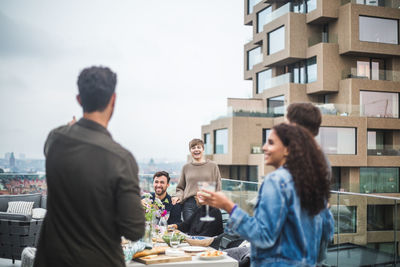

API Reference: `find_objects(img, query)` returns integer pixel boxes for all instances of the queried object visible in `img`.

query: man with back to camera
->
[34,66,145,267]
[147,171,182,224]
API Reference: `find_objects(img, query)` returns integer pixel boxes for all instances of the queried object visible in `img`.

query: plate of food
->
[198,250,227,260]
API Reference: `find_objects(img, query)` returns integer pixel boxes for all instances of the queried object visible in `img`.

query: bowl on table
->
[162,232,185,247]
[185,236,214,247]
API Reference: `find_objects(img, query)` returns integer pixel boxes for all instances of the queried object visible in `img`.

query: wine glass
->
[197,181,216,222]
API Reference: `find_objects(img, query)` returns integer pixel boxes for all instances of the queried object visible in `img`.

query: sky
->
[0,0,252,162]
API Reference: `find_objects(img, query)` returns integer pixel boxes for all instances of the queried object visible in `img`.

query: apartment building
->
[201,0,400,253]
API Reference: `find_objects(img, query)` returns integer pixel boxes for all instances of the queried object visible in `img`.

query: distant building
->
[201,0,400,254]
[9,153,15,169]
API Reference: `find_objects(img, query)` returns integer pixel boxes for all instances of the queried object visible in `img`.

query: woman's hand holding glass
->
[196,190,236,214]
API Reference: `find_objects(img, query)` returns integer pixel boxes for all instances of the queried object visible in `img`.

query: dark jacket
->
[149,192,182,224]
[34,118,145,267]
[177,205,223,237]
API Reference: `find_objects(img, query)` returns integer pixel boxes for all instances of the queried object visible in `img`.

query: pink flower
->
[161,210,168,217]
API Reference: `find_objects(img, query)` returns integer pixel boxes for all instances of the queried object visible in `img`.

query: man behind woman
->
[199,123,334,266]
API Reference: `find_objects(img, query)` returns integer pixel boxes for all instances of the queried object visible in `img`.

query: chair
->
[0,193,45,263]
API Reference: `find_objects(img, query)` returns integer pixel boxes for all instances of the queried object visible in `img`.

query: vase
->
[143,221,153,245]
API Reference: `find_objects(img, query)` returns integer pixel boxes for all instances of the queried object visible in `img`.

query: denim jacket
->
[226,167,334,267]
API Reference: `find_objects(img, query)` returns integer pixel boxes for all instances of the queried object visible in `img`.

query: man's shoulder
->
[51,123,133,161]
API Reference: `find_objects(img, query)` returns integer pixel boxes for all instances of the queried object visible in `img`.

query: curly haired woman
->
[198,123,334,266]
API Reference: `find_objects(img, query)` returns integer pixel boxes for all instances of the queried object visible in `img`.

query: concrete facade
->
[202,0,400,250]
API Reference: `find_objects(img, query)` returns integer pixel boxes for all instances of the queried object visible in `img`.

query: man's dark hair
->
[286,103,322,136]
[77,66,117,112]
[153,171,170,184]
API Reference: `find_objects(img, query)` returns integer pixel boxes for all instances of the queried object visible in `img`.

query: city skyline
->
[0,0,252,161]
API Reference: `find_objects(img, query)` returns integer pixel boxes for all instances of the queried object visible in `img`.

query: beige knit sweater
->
[175,160,222,202]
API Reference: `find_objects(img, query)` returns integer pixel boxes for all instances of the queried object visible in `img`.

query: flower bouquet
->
[141,193,169,242]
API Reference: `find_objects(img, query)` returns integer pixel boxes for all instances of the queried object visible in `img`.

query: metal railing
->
[342,68,400,82]
[221,178,400,266]
[341,0,400,8]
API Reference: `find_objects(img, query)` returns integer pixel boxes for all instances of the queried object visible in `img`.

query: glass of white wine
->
[197,181,216,222]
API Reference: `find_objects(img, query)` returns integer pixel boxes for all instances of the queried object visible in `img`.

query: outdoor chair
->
[0,193,46,263]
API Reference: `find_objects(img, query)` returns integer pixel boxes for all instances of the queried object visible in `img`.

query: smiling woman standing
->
[198,124,334,266]
[172,139,221,221]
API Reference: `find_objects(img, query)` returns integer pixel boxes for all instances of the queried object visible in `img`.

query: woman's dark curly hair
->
[272,123,330,216]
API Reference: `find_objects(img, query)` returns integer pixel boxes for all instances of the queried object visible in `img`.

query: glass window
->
[368,205,397,231]
[360,168,399,193]
[356,58,386,80]
[247,47,262,70]
[204,133,212,155]
[360,91,399,118]
[316,127,356,154]
[268,26,285,55]
[248,0,262,14]
[307,0,317,12]
[267,95,285,115]
[331,167,341,191]
[289,57,316,84]
[330,205,357,233]
[214,129,228,154]
[257,6,272,33]
[359,16,398,44]
[262,128,271,145]
[357,60,370,79]
[368,129,400,156]
[306,56,317,83]
[256,69,272,94]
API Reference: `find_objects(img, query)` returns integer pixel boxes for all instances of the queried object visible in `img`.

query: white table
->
[127,255,238,267]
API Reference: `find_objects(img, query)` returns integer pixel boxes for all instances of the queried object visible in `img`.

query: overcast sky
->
[0,0,252,162]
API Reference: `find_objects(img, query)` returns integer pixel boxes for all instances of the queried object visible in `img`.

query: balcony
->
[308,33,338,47]
[220,178,400,266]
[258,73,291,94]
[341,0,400,8]
[342,68,400,82]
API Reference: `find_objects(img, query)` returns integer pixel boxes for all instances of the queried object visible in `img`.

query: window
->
[359,16,398,44]
[368,129,400,156]
[288,56,317,84]
[306,0,317,12]
[357,0,388,7]
[228,165,258,182]
[247,47,262,70]
[262,128,271,145]
[204,133,211,155]
[330,205,357,233]
[306,56,317,83]
[248,0,262,14]
[293,0,317,13]
[331,167,341,191]
[368,205,398,231]
[316,127,356,154]
[356,58,386,80]
[214,129,228,154]
[360,167,399,193]
[267,95,285,115]
[257,6,272,33]
[360,91,399,118]
[256,69,272,94]
[268,26,285,55]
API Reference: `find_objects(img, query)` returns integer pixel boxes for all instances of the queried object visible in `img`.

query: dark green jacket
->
[34,118,145,267]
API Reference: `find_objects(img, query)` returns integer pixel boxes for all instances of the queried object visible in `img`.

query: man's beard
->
[155,188,166,196]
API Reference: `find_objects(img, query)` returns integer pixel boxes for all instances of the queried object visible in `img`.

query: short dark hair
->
[189,139,204,150]
[77,66,117,112]
[153,171,170,184]
[286,103,322,136]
